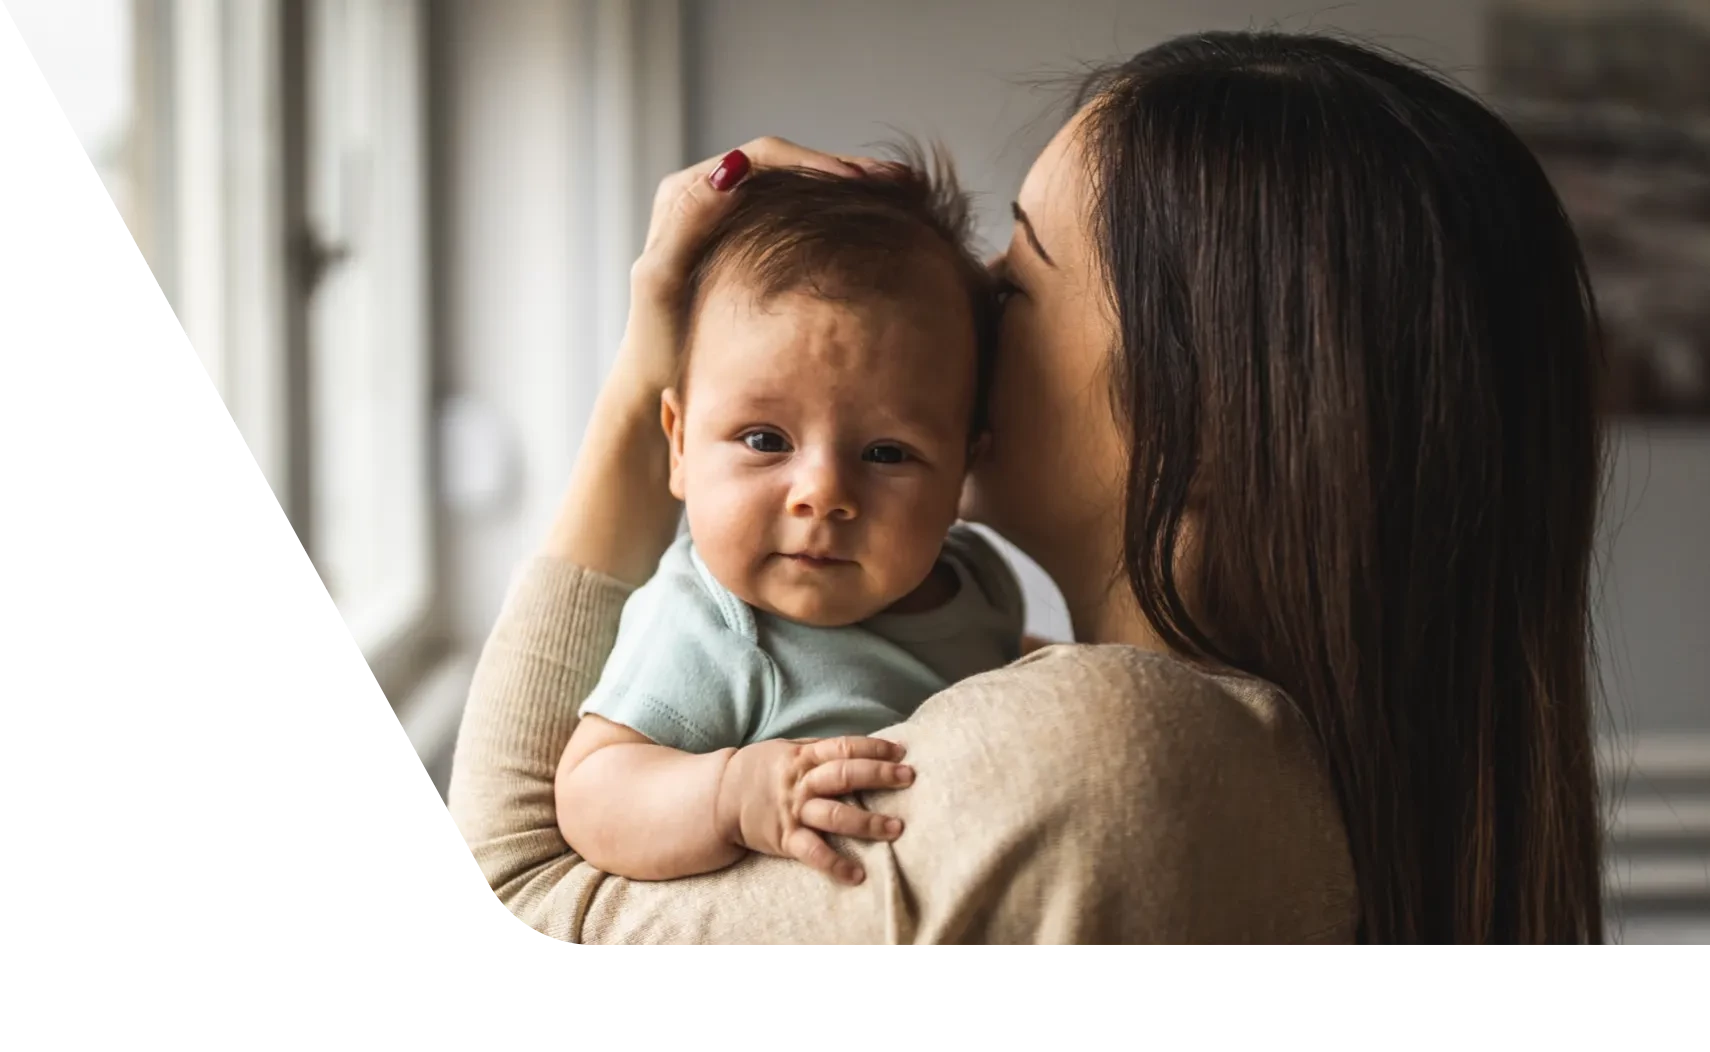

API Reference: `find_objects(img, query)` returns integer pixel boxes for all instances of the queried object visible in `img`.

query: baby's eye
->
[742,430,791,454]
[862,443,909,465]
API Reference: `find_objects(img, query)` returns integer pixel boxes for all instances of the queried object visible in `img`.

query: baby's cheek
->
[873,479,958,587]
[684,475,773,570]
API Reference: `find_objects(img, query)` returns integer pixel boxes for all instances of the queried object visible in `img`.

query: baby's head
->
[663,147,997,627]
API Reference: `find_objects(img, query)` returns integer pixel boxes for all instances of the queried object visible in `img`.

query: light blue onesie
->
[578,524,1025,752]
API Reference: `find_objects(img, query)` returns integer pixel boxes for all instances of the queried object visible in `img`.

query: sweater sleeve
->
[444,557,629,914]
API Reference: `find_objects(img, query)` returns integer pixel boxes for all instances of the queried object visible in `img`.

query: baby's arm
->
[555,715,742,879]
[555,715,914,884]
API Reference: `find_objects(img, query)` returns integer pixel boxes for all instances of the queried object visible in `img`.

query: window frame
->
[138,0,445,701]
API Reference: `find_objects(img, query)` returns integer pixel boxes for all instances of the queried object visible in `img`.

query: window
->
[14,0,441,700]
[301,0,435,678]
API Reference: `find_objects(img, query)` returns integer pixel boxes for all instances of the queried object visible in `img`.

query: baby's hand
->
[714,737,913,886]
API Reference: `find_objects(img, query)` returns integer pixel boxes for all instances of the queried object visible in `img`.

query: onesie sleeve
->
[577,567,773,753]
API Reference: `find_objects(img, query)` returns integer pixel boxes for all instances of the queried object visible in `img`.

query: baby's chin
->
[732,570,895,628]
[747,588,884,629]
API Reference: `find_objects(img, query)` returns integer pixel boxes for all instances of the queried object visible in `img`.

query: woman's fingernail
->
[897,765,915,783]
[885,818,903,837]
[708,149,750,192]
[846,865,866,884]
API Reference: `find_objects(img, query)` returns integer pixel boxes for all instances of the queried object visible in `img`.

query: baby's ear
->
[661,388,688,501]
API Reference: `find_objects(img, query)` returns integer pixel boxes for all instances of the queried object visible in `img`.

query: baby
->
[554,151,1022,886]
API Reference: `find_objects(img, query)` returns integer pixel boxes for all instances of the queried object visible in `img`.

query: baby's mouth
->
[780,551,855,569]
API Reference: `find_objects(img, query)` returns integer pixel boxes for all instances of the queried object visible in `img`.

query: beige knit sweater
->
[447,556,1360,942]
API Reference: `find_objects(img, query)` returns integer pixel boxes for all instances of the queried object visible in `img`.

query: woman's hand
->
[715,736,915,886]
[615,139,868,396]
[543,138,872,585]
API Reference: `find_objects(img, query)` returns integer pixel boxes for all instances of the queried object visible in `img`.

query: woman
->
[449,32,1605,942]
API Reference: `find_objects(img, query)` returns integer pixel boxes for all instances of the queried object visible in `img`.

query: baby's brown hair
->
[680,142,998,437]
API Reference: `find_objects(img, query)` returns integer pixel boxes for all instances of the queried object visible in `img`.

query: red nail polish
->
[708,149,750,192]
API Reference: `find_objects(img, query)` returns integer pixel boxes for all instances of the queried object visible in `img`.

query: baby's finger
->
[784,826,865,885]
[803,736,907,765]
[799,797,904,842]
[802,758,916,799]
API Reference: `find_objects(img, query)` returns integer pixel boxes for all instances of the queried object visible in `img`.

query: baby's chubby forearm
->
[555,714,917,885]
[555,717,745,881]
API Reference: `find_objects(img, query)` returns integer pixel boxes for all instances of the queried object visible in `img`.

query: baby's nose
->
[788,457,856,521]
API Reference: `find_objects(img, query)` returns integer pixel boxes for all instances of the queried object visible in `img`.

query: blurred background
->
[9,0,1706,942]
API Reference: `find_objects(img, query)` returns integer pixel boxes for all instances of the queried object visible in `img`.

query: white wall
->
[685,0,1483,249]
[682,0,1710,733]
[438,0,596,648]
[436,0,681,648]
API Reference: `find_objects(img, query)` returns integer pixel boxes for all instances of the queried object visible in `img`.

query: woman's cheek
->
[973,332,1045,508]
[976,305,1106,553]
[930,464,970,527]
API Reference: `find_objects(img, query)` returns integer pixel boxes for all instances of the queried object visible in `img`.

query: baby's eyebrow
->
[734,392,792,407]
[874,406,964,439]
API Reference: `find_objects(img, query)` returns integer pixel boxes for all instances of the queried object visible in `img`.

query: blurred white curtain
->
[121,0,292,500]
[436,0,685,649]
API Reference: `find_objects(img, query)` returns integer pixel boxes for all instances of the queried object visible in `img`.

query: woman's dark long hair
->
[1078,32,1605,942]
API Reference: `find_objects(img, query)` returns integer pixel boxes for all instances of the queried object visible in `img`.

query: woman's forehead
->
[1015,108,1093,260]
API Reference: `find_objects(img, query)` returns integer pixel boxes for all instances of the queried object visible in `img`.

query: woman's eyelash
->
[994,275,1023,304]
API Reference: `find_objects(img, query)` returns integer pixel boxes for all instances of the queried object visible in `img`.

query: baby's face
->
[667,272,978,627]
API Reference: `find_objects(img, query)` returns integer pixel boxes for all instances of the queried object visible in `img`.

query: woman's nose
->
[787,455,856,521]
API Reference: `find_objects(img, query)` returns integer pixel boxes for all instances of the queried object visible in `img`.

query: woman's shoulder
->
[892,644,1359,941]
[933,642,1314,761]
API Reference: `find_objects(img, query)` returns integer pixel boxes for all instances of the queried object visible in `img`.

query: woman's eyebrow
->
[1011,202,1057,268]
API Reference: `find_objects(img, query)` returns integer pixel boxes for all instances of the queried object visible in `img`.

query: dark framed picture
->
[1489,1,1710,417]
